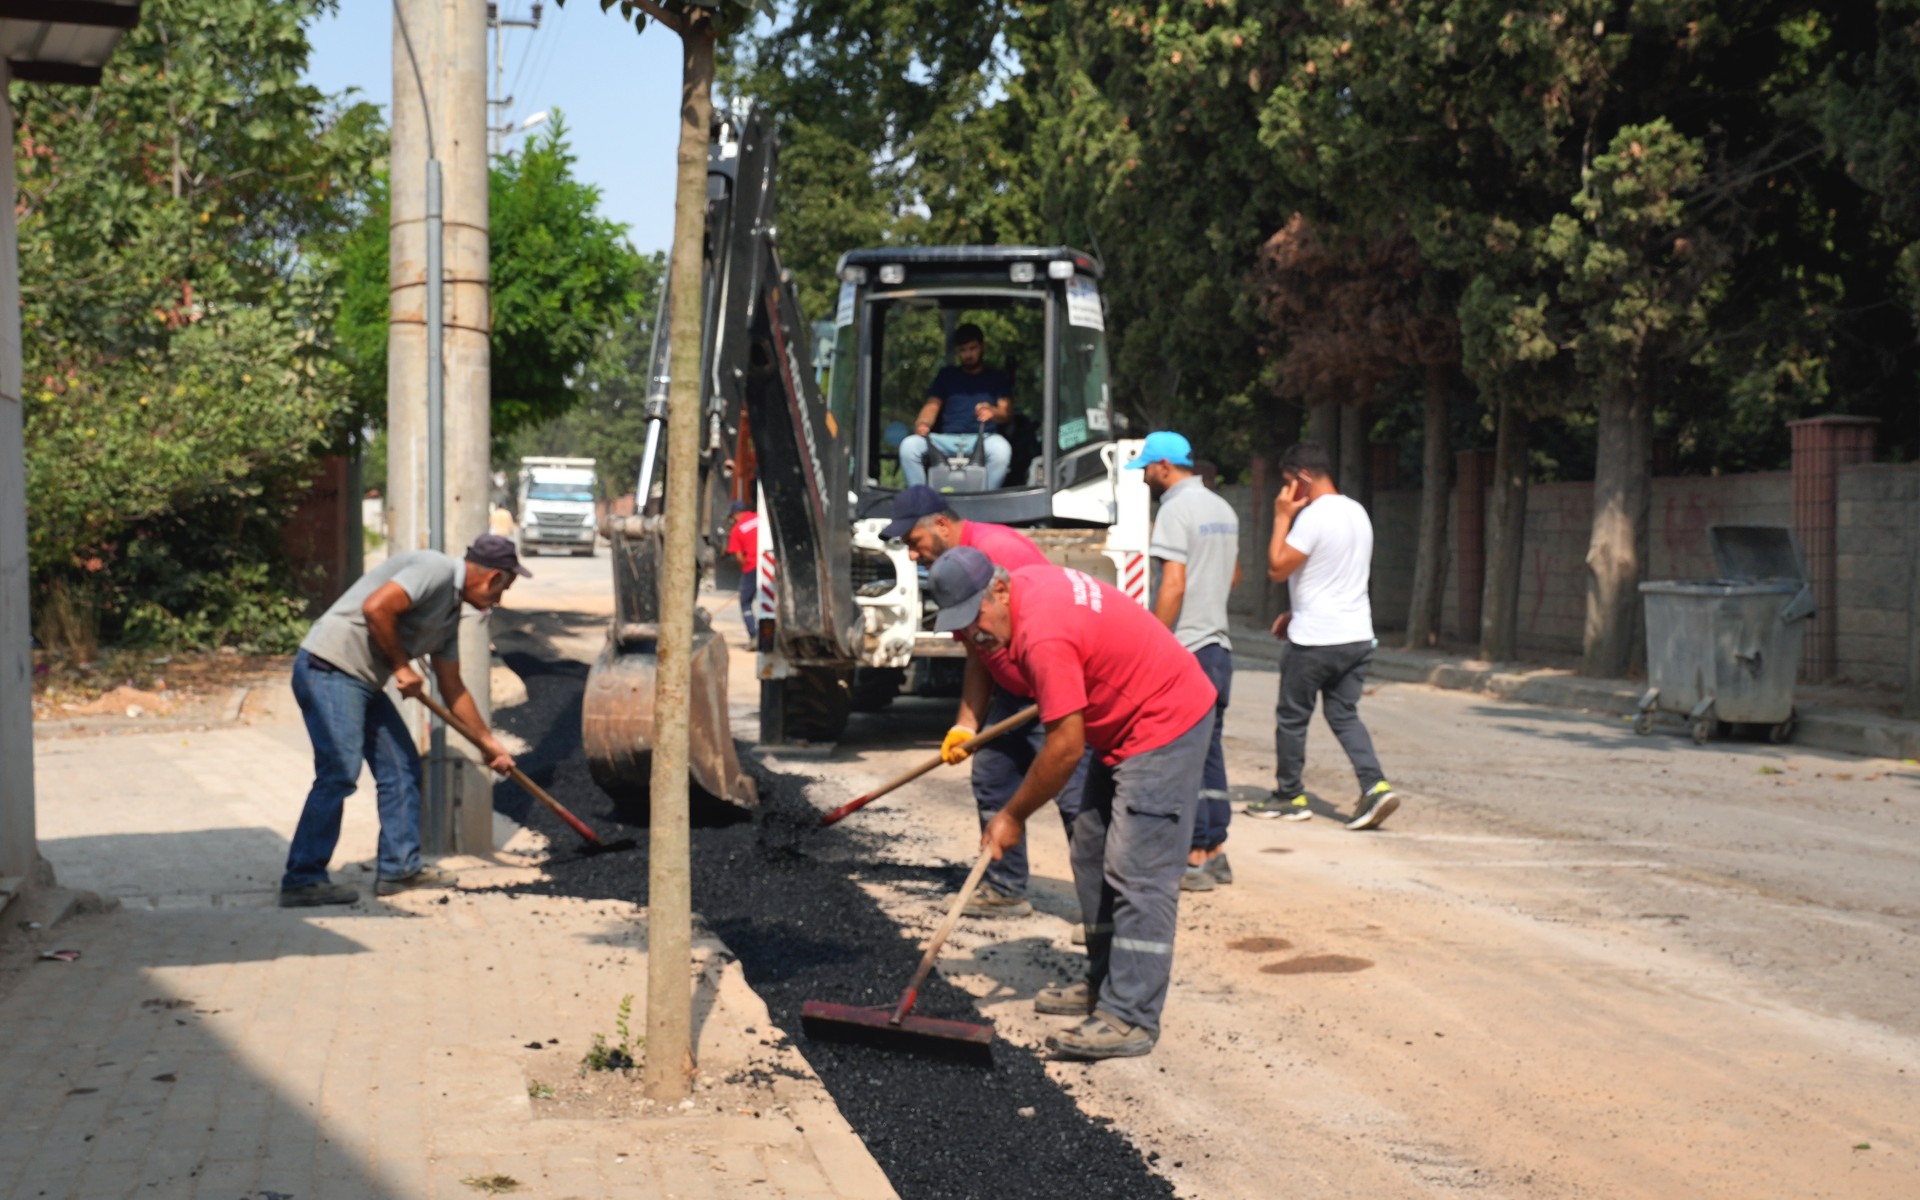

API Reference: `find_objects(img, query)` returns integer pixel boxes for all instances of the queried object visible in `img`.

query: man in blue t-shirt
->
[900,322,1015,489]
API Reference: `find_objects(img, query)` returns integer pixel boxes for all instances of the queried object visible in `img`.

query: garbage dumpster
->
[1635,525,1815,745]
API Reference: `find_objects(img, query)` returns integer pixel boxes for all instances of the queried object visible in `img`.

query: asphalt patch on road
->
[490,648,1176,1200]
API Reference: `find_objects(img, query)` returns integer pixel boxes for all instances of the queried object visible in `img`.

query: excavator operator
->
[898,323,1014,490]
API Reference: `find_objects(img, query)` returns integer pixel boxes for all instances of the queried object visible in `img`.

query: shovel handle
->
[889,846,995,1026]
[412,688,604,846]
[818,704,1039,827]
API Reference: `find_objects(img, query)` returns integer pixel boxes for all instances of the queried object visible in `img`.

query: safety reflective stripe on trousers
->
[1112,936,1173,956]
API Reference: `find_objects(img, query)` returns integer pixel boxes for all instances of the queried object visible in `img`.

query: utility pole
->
[391,0,495,856]
[487,2,544,158]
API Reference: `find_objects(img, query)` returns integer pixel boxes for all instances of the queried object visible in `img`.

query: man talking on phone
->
[1247,442,1400,830]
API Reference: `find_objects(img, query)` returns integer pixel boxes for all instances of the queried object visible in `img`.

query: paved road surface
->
[514,554,1920,1197]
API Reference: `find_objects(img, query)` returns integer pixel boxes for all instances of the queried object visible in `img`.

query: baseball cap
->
[729,499,749,514]
[1122,430,1193,470]
[879,484,949,541]
[928,546,996,633]
[465,533,533,578]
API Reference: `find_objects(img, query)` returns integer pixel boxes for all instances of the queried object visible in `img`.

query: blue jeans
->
[900,433,1012,489]
[283,650,425,888]
[972,686,1090,898]
[1191,644,1233,852]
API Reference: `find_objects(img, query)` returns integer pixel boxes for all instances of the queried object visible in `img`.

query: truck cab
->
[516,457,600,557]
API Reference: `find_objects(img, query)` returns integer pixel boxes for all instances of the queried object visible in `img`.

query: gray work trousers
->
[1072,714,1213,1036]
[1273,638,1385,799]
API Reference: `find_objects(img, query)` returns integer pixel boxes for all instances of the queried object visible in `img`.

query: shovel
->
[816,705,1038,827]
[412,689,637,857]
[799,846,997,1065]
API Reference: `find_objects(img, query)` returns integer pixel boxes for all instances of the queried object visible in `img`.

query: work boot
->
[1180,864,1217,892]
[278,882,358,909]
[1047,1011,1155,1061]
[963,887,1034,919]
[1035,980,1096,1016]
[1347,782,1400,831]
[1205,851,1233,885]
[1247,791,1312,821]
[375,864,459,896]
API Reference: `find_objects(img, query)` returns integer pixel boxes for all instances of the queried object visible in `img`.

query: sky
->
[303,2,688,255]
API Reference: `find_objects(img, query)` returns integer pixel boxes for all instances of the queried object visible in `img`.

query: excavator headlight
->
[1047,260,1076,280]
[1008,262,1037,283]
[840,265,868,285]
[878,264,906,285]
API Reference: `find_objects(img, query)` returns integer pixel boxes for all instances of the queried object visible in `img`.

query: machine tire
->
[849,667,903,713]
[782,667,851,743]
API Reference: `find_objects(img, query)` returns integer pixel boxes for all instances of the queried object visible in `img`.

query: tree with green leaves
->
[16,0,381,650]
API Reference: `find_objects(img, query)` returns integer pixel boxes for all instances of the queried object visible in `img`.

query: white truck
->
[516,457,600,556]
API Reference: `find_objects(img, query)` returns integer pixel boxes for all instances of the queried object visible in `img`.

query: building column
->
[0,61,41,890]
[1790,415,1877,683]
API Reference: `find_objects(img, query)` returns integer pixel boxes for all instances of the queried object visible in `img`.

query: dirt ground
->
[500,556,1920,1198]
[30,646,290,738]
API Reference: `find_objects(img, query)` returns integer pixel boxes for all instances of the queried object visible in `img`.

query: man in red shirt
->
[881,486,1088,919]
[724,499,759,640]
[929,547,1217,1060]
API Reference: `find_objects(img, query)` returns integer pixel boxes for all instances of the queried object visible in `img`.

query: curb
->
[1230,624,1920,761]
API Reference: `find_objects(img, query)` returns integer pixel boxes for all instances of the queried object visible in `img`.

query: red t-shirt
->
[725,512,759,561]
[1007,565,1216,763]
[956,521,1051,697]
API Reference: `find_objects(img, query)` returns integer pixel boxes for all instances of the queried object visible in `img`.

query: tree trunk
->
[1480,399,1529,661]
[1405,363,1451,648]
[1339,399,1369,508]
[644,14,713,1105]
[1582,385,1652,678]
[1308,401,1340,457]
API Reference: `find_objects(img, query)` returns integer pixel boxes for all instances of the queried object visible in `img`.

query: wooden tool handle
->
[818,704,1039,827]
[889,847,996,1026]
[412,688,603,845]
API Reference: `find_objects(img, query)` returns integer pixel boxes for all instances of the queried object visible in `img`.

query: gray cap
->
[928,546,996,633]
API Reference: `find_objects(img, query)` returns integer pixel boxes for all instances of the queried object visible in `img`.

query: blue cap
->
[880,485,949,541]
[1122,431,1193,470]
[729,499,749,514]
[928,546,996,633]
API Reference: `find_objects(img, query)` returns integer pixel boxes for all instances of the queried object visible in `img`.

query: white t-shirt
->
[1284,494,1375,646]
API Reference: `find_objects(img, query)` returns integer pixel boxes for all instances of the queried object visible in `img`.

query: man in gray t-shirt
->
[280,534,530,908]
[1128,431,1240,891]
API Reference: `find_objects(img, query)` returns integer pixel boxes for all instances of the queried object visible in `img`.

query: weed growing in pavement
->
[527,1080,555,1100]
[581,993,642,1072]
[460,1174,522,1193]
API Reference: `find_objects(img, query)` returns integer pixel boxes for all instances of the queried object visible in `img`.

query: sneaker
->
[1046,1011,1156,1060]
[1205,851,1233,886]
[375,865,459,896]
[1247,792,1312,821]
[1034,980,1096,1016]
[278,882,358,908]
[1180,864,1217,892]
[1347,782,1400,831]
[962,887,1034,919]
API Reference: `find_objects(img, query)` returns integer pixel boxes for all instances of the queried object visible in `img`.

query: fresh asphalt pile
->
[492,645,1175,1200]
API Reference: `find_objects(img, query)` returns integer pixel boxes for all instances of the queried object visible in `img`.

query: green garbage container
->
[1635,525,1815,744]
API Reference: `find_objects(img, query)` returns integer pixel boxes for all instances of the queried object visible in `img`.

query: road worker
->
[929,547,1217,1060]
[883,485,1088,920]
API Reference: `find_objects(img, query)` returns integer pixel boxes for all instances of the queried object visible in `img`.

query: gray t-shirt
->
[300,550,464,685]
[1150,475,1240,652]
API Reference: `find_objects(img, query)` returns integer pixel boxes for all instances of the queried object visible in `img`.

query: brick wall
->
[1834,463,1920,688]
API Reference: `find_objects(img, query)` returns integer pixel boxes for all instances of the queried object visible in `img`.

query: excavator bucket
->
[582,517,757,813]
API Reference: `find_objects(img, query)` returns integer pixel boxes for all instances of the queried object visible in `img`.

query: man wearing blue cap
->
[897,323,1015,490]
[882,485,1088,919]
[1125,432,1240,892]
[280,535,527,908]
[929,547,1216,1060]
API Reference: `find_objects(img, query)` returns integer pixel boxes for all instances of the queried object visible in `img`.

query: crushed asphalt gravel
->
[491,644,1176,1200]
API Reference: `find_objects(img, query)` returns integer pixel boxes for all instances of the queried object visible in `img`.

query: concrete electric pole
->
[390,0,496,856]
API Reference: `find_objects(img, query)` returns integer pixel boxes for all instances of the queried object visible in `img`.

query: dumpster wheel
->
[1690,716,1720,745]
[1768,715,1795,745]
[1632,711,1655,736]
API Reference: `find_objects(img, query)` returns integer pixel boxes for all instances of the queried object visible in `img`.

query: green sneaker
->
[1204,851,1233,885]
[1180,864,1217,892]
[1347,782,1400,831]
[1247,792,1312,821]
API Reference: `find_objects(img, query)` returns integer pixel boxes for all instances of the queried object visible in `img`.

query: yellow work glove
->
[941,725,977,765]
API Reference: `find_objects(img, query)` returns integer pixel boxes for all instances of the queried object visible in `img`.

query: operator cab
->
[825,246,1117,528]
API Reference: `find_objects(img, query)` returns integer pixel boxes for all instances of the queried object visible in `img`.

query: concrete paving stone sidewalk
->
[1229,622,1920,761]
[5,699,897,1200]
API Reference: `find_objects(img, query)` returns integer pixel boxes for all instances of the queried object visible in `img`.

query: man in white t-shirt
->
[1246,441,1400,830]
